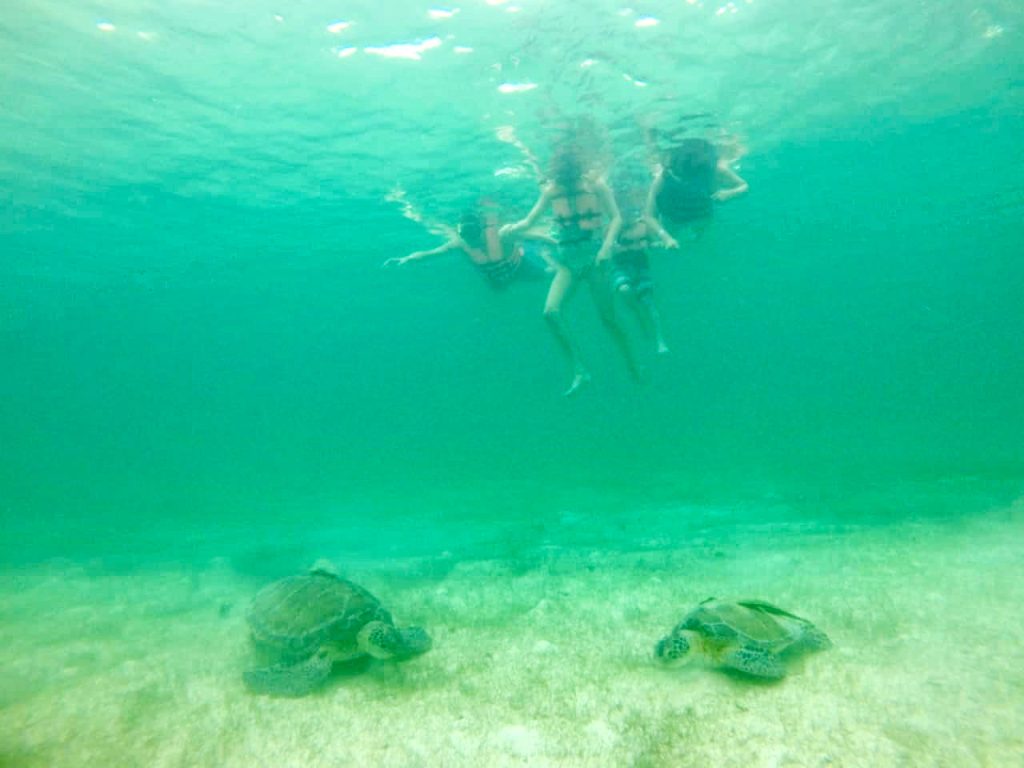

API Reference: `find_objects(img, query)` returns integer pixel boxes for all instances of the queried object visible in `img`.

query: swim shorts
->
[611,250,653,298]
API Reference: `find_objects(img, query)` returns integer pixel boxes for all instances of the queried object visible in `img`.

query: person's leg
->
[634,261,669,354]
[639,291,669,355]
[543,266,589,396]
[589,266,644,383]
[614,261,654,342]
[620,283,664,353]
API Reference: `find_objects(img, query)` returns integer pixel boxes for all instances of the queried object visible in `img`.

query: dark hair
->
[458,209,483,248]
[550,148,584,188]
[667,138,717,177]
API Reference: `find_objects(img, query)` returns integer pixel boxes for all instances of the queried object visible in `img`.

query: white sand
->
[2,499,1022,767]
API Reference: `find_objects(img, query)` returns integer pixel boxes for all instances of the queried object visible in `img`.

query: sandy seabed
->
[2,499,1022,768]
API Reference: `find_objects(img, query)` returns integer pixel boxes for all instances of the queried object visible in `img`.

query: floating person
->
[383,197,555,291]
[612,186,679,355]
[654,598,832,680]
[501,144,643,396]
[646,135,749,240]
[244,563,432,697]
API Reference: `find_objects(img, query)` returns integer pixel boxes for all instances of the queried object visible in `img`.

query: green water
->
[2,1,1023,765]
[4,111,1023,565]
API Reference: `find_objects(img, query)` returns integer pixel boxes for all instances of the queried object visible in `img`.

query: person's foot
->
[563,372,592,398]
[656,340,670,355]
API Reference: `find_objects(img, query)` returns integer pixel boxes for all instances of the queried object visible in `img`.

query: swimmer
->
[612,188,678,355]
[383,197,555,291]
[501,144,642,396]
[645,135,749,239]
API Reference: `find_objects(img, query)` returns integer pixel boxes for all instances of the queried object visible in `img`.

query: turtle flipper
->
[722,646,786,679]
[243,652,332,697]
[736,599,811,623]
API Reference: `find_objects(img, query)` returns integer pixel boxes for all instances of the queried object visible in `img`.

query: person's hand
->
[382,256,411,267]
[596,248,611,264]
[663,234,680,249]
[501,223,524,238]
[711,190,731,202]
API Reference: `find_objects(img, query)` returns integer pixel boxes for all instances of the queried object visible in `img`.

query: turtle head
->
[396,626,433,658]
[358,621,432,660]
[655,629,697,665]
[308,559,341,578]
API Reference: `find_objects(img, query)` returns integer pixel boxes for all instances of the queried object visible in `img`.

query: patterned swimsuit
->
[552,189,603,273]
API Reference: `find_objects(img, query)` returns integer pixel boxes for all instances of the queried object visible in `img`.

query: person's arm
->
[382,239,458,267]
[536,247,559,272]
[518,229,558,245]
[644,168,664,219]
[643,214,679,249]
[712,163,748,202]
[500,185,554,237]
[643,170,679,249]
[594,178,621,263]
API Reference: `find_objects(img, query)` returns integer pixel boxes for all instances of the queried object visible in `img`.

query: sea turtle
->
[654,598,831,679]
[243,565,432,697]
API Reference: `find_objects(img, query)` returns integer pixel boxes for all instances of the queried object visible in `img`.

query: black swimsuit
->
[657,167,715,224]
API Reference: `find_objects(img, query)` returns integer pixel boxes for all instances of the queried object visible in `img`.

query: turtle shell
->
[682,599,801,649]
[247,571,393,660]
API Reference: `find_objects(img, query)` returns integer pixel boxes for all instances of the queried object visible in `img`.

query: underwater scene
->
[2,1,1023,766]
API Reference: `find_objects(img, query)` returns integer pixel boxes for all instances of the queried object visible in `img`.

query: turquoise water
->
[2,1,1023,765]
